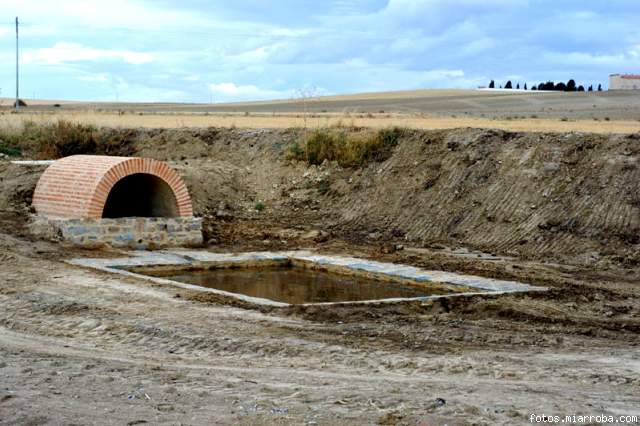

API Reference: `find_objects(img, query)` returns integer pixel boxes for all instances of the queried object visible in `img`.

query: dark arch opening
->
[102,173,179,218]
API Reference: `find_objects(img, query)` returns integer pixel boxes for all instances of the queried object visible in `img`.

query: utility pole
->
[15,16,19,112]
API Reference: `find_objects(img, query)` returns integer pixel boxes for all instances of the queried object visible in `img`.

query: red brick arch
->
[33,155,194,219]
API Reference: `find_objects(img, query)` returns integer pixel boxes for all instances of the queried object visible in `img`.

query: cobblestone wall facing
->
[34,217,203,249]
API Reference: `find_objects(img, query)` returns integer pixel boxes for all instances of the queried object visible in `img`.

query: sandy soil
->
[1,126,639,425]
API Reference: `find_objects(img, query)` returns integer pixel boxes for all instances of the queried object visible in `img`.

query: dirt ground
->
[1,126,639,425]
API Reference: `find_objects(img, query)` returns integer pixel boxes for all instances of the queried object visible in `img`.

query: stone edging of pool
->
[68,250,548,308]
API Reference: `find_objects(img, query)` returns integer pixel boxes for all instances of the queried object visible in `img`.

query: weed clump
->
[286,127,403,168]
[0,140,21,157]
[0,120,136,159]
[37,120,99,158]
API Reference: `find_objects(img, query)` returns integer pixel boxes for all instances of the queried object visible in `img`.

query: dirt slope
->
[325,129,640,266]
[2,127,639,270]
[137,127,640,269]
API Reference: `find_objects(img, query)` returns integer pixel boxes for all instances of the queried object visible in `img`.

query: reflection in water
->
[157,267,456,304]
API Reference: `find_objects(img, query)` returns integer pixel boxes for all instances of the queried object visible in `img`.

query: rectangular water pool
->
[143,265,463,304]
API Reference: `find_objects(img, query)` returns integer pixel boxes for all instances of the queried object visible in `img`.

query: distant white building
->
[610,74,640,90]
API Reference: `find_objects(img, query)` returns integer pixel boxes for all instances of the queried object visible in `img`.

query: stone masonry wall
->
[32,217,203,249]
[610,75,640,90]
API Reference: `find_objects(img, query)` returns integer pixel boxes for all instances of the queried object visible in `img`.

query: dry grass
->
[287,127,403,167]
[0,119,135,159]
[1,111,639,134]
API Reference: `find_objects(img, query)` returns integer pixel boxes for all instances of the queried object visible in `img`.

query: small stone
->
[301,230,329,242]
[215,210,232,219]
[380,244,396,254]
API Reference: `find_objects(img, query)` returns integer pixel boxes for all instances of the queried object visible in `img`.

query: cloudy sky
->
[0,0,639,103]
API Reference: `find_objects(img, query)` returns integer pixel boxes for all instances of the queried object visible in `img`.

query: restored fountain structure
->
[32,155,202,248]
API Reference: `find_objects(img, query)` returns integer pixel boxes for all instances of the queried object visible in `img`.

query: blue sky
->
[0,0,639,103]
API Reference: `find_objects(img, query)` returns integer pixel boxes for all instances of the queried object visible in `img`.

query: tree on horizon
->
[555,82,567,91]
[540,81,555,91]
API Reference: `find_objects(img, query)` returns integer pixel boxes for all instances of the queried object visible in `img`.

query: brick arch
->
[33,155,193,219]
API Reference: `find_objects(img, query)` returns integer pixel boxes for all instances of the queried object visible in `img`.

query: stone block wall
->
[610,74,640,90]
[31,217,203,249]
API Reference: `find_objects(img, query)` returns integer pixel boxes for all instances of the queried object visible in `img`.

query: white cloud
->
[77,73,109,82]
[423,69,465,79]
[209,83,261,96]
[232,47,270,63]
[343,58,369,68]
[2,0,210,30]
[269,28,312,38]
[543,51,629,67]
[230,43,288,64]
[22,42,154,65]
[459,37,495,55]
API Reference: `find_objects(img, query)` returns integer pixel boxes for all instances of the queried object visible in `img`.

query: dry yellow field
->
[1,111,639,134]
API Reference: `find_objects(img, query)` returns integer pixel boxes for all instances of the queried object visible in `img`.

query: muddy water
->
[151,267,459,304]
